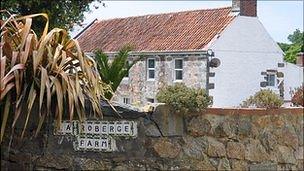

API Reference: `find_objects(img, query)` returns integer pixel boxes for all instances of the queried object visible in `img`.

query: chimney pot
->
[232,0,240,12]
[296,52,304,67]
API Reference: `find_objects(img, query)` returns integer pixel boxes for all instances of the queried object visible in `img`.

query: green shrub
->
[241,89,283,108]
[156,83,212,113]
[291,86,303,106]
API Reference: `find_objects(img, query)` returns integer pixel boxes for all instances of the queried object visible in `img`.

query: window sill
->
[265,85,276,87]
[174,80,183,83]
[264,86,278,90]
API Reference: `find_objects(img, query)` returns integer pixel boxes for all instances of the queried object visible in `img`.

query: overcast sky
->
[70,1,303,43]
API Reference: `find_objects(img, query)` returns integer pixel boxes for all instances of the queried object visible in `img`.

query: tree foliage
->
[1,0,103,35]
[95,46,141,100]
[278,29,304,63]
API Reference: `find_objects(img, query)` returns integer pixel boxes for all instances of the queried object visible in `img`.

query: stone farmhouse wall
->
[112,54,207,105]
[1,106,303,170]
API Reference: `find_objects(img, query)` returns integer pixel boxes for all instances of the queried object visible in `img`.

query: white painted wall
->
[283,62,303,102]
[209,16,285,107]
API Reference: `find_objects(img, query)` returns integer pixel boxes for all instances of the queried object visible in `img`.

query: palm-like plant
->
[95,46,141,100]
[0,11,110,142]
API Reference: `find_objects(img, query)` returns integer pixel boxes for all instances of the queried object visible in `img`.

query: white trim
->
[147,58,156,81]
[122,77,129,81]
[174,58,183,81]
[123,97,131,105]
[173,80,183,83]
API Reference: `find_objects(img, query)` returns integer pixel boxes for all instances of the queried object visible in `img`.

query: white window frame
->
[147,58,156,81]
[123,97,130,105]
[266,72,276,87]
[174,58,183,82]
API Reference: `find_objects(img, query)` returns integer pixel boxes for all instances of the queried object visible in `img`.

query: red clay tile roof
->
[77,7,235,52]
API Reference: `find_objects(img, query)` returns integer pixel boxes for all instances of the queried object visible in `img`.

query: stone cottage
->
[76,0,303,107]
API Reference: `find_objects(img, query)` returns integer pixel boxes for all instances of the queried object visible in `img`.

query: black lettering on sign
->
[66,124,71,131]
[109,124,115,133]
[116,124,122,133]
[95,125,99,133]
[124,124,130,133]
[80,140,84,147]
[87,139,93,147]
[81,124,85,132]
[101,139,108,149]
[88,125,92,132]
[101,125,107,134]
[95,140,99,147]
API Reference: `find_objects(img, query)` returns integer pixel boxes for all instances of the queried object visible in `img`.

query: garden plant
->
[0,11,110,142]
[156,83,212,114]
[241,89,283,108]
[94,46,141,100]
[291,86,304,106]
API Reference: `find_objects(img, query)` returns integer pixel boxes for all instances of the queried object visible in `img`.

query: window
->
[266,73,276,86]
[175,59,183,81]
[147,58,155,80]
[123,61,130,79]
[123,97,130,105]
[147,98,155,103]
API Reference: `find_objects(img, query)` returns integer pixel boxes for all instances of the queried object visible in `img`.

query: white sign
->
[78,121,137,136]
[73,135,117,152]
[56,120,137,137]
[55,120,137,152]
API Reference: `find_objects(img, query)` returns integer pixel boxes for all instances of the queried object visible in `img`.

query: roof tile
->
[77,7,235,52]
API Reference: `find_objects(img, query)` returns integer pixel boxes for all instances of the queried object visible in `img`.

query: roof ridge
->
[96,6,232,23]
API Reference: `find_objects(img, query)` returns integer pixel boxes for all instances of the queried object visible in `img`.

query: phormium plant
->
[0,11,111,142]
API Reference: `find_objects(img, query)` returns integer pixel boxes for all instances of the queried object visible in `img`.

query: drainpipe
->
[206,49,215,95]
[206,56,210,95]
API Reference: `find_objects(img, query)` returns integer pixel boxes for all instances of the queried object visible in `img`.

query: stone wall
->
[113,55,207,105]
[1,106,303,170]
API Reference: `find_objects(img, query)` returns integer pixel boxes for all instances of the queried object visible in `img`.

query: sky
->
[70,0,303,43]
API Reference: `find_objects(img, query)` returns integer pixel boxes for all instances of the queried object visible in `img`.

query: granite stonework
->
[112,55,207,105]
[1,106,303,170]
